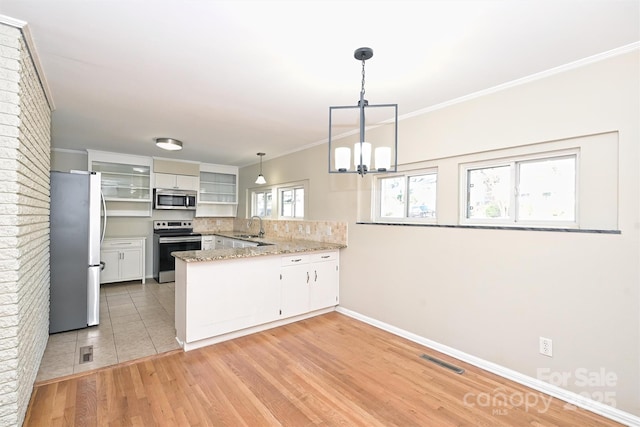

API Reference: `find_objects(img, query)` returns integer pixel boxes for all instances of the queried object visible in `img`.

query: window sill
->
[357,222,621,234]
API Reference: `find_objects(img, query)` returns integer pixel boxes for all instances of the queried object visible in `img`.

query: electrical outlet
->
[539,337,553,357]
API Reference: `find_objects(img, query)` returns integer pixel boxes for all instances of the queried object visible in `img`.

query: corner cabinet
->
[196,163,238,217]
[88,150,152,217]
[100,238,146,284]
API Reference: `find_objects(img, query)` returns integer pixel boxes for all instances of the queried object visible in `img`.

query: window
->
[280,186,304,218]
[377,171,437,222]
[462,153,577,226]
[252,190,272,217]
[250,180,307,219]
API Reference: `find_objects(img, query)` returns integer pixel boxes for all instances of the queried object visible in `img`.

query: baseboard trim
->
[179,307,335,351]
[336,307,639,426]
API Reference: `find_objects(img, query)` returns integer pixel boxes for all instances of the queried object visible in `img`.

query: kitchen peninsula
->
[172,233,346,351]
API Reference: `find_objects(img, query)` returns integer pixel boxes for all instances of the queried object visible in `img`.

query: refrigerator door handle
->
[101,191,107,245]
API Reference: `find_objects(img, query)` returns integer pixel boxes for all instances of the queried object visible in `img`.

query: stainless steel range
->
[153,220,201,283]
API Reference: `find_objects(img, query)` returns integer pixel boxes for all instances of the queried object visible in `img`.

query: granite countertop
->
[172,232,346,263]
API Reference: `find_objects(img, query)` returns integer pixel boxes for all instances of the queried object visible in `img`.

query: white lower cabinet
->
[309,251,340,311]
[280,251,340,317]
[175,249,340,350]
[178,256,281,343]
[280,255,311,318]
[214,236,230,249]
[100,238,146,284]
[201,235,215,250]
[213,235,258,249]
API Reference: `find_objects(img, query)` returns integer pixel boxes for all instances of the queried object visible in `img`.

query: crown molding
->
[0,15,55,111]
[401,42,640,121]
[277,42,640,165]
[51,147,87,155]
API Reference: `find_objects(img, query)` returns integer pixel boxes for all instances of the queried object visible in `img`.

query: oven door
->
[156,235,201,282]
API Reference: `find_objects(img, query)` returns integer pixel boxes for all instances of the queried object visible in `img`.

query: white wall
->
[0,23,52,426]
[239,49,640,416]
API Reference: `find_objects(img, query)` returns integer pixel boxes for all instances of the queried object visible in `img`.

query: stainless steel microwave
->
[153,189,197,210]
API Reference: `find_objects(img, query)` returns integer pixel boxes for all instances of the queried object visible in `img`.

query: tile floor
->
[36,279,180,382]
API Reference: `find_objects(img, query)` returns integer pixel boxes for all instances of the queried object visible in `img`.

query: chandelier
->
[328,47,398,176]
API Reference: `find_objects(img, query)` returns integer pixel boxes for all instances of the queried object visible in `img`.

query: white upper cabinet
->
[154,172,199,191]
[153,158,200,191]
[196,163,239,217]
[88,150,153,217]
[87,151,238,217]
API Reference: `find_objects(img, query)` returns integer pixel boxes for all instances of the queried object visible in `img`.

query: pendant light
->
[155,137,183,151]
[328,47,398,176]
[255,152,266,184]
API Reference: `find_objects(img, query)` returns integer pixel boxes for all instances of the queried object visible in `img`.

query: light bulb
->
[354,142,371,173]
[335,147,351,172]
[374,147,391,171]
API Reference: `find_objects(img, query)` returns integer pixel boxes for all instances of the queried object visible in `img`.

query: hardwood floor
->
[25,312,622,426]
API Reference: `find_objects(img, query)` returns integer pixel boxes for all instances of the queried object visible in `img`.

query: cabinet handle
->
[291,258,302,263]
[321,255,330,259]
[306,272,309,283]
[314,270,317,282]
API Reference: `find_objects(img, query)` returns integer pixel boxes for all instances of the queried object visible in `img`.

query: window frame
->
[459,150,579,228]
[373,168,438,224]
[251,189,273,218]
[278,184,305,219]
[249,180,308,220]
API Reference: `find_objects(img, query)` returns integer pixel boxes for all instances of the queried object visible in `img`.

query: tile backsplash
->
[193,218,347,246]
[192,218,235,234]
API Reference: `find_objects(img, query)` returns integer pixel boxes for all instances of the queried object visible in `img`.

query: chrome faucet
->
[249,215,265,238]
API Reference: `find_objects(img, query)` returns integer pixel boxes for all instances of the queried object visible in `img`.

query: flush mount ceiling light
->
[155,137,183,151]
[255,152,266,184]
[328,47,398,176]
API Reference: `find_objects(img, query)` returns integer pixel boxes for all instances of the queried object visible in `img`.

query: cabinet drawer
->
[281,254,309,266]
[102,239,142,249]
[310,251,338,263]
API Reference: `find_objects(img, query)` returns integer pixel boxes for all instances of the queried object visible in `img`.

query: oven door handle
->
[158,236,202,243]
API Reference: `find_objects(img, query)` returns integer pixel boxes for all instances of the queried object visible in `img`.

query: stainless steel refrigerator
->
[50,171,105,333]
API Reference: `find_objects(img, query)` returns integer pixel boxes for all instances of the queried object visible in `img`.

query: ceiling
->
[0,1,638,167]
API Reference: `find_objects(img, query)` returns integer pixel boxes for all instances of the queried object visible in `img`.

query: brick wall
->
[0,23,51,426]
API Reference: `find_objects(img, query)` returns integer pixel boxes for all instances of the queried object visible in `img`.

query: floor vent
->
[420,354,465,374]
[79,345,94,364]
